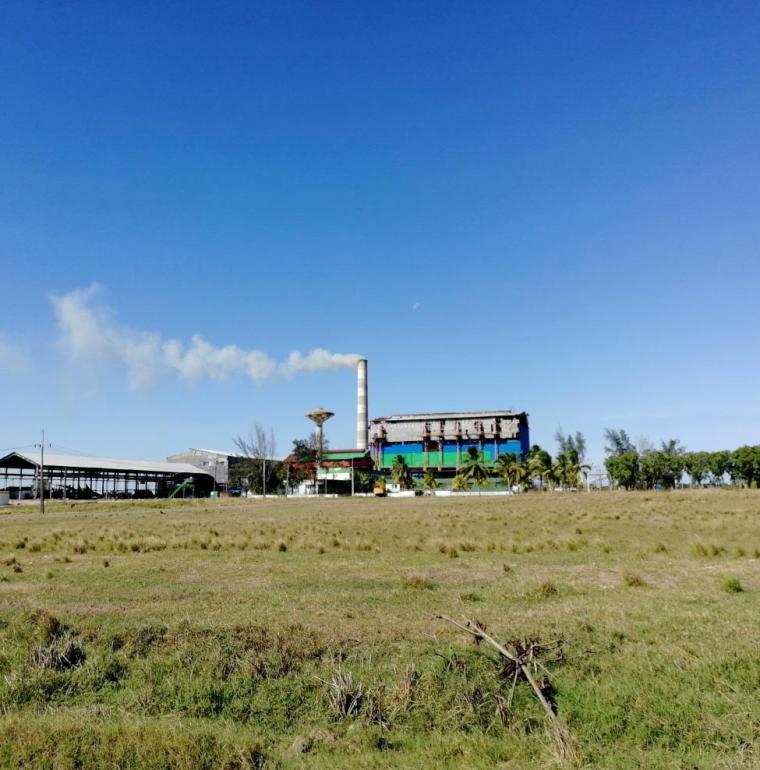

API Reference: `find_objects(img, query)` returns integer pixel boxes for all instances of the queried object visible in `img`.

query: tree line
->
[390,428,591,492]
[226,421,760,495]
[603,428,760,489]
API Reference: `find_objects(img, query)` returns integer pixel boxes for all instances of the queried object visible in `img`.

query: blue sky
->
[1,1,759,467]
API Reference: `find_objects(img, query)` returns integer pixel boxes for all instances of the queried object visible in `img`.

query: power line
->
[0,443,37,453]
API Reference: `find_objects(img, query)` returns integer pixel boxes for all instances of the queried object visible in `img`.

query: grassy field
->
[0,490,758,769]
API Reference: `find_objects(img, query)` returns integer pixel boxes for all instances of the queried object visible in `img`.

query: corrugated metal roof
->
[323,450,371,460]
[373,410,526,422]
[0,450,210,477]
[189,448,243,458]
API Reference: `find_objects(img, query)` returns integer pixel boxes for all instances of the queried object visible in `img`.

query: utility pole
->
[351,456,355,496]
[34,429,50,515]
[262,456,266,497]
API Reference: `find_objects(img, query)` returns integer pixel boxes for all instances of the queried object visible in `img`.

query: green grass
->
[0,490,758,768]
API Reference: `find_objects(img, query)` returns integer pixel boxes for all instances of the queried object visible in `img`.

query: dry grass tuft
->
[536,579,558,598]
[402,575,436,591]
[32,627,85,671]
[318,670,364,720]
[722,577,744,594]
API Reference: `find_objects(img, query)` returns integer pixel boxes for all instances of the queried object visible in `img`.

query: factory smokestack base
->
[356,359,368,451]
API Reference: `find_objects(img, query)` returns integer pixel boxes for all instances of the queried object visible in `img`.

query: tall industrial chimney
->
[356,358,368,451]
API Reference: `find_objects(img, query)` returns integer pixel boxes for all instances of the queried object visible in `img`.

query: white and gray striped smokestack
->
[356,358,368,451]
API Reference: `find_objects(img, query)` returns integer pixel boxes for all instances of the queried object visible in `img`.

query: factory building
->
[165,448,242,490]
[370,411,529,475]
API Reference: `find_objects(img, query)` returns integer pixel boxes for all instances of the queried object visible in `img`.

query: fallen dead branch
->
[437,614,578,763]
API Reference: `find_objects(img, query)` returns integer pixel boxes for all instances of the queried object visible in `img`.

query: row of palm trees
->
[390,445,589,493]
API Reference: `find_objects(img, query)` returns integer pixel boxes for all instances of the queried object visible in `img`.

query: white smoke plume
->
[50,284,361,388]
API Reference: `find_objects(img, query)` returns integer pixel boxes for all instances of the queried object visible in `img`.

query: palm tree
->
[391,455,413,490]
[460,447,490,494]
[451,474,470,492]
[422,470,439,493]
[551,451,571,490]
[568,451,590,490]
[495,453,519,489]
[527,445,553,490]
[553,449,590,490]
[516,460,532,492]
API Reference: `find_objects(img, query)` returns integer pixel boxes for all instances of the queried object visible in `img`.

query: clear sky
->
[1,1,759,468]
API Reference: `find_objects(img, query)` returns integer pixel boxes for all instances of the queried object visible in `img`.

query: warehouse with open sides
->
[0,450,213,501]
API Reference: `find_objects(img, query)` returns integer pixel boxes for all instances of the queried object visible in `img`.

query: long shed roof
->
[0,450,210,477]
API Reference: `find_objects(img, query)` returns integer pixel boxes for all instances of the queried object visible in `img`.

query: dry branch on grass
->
[437,614,578,763]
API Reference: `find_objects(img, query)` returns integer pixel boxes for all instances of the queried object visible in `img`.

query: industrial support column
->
[356,358,368,451]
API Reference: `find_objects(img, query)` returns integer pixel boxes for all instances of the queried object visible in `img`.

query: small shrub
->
[103,559,110,568]
[502,563,513,574]
[537,580,558,598]
[448,548,459,559]
[14,540,26,550]
[402,576,436,591]
[289,730,337,755]
[623,573,647,587]
[653,543,667,553]
[277,542,288,552]
[722,577,744,594]
[460,592,482,602]
[28,542,42,553]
